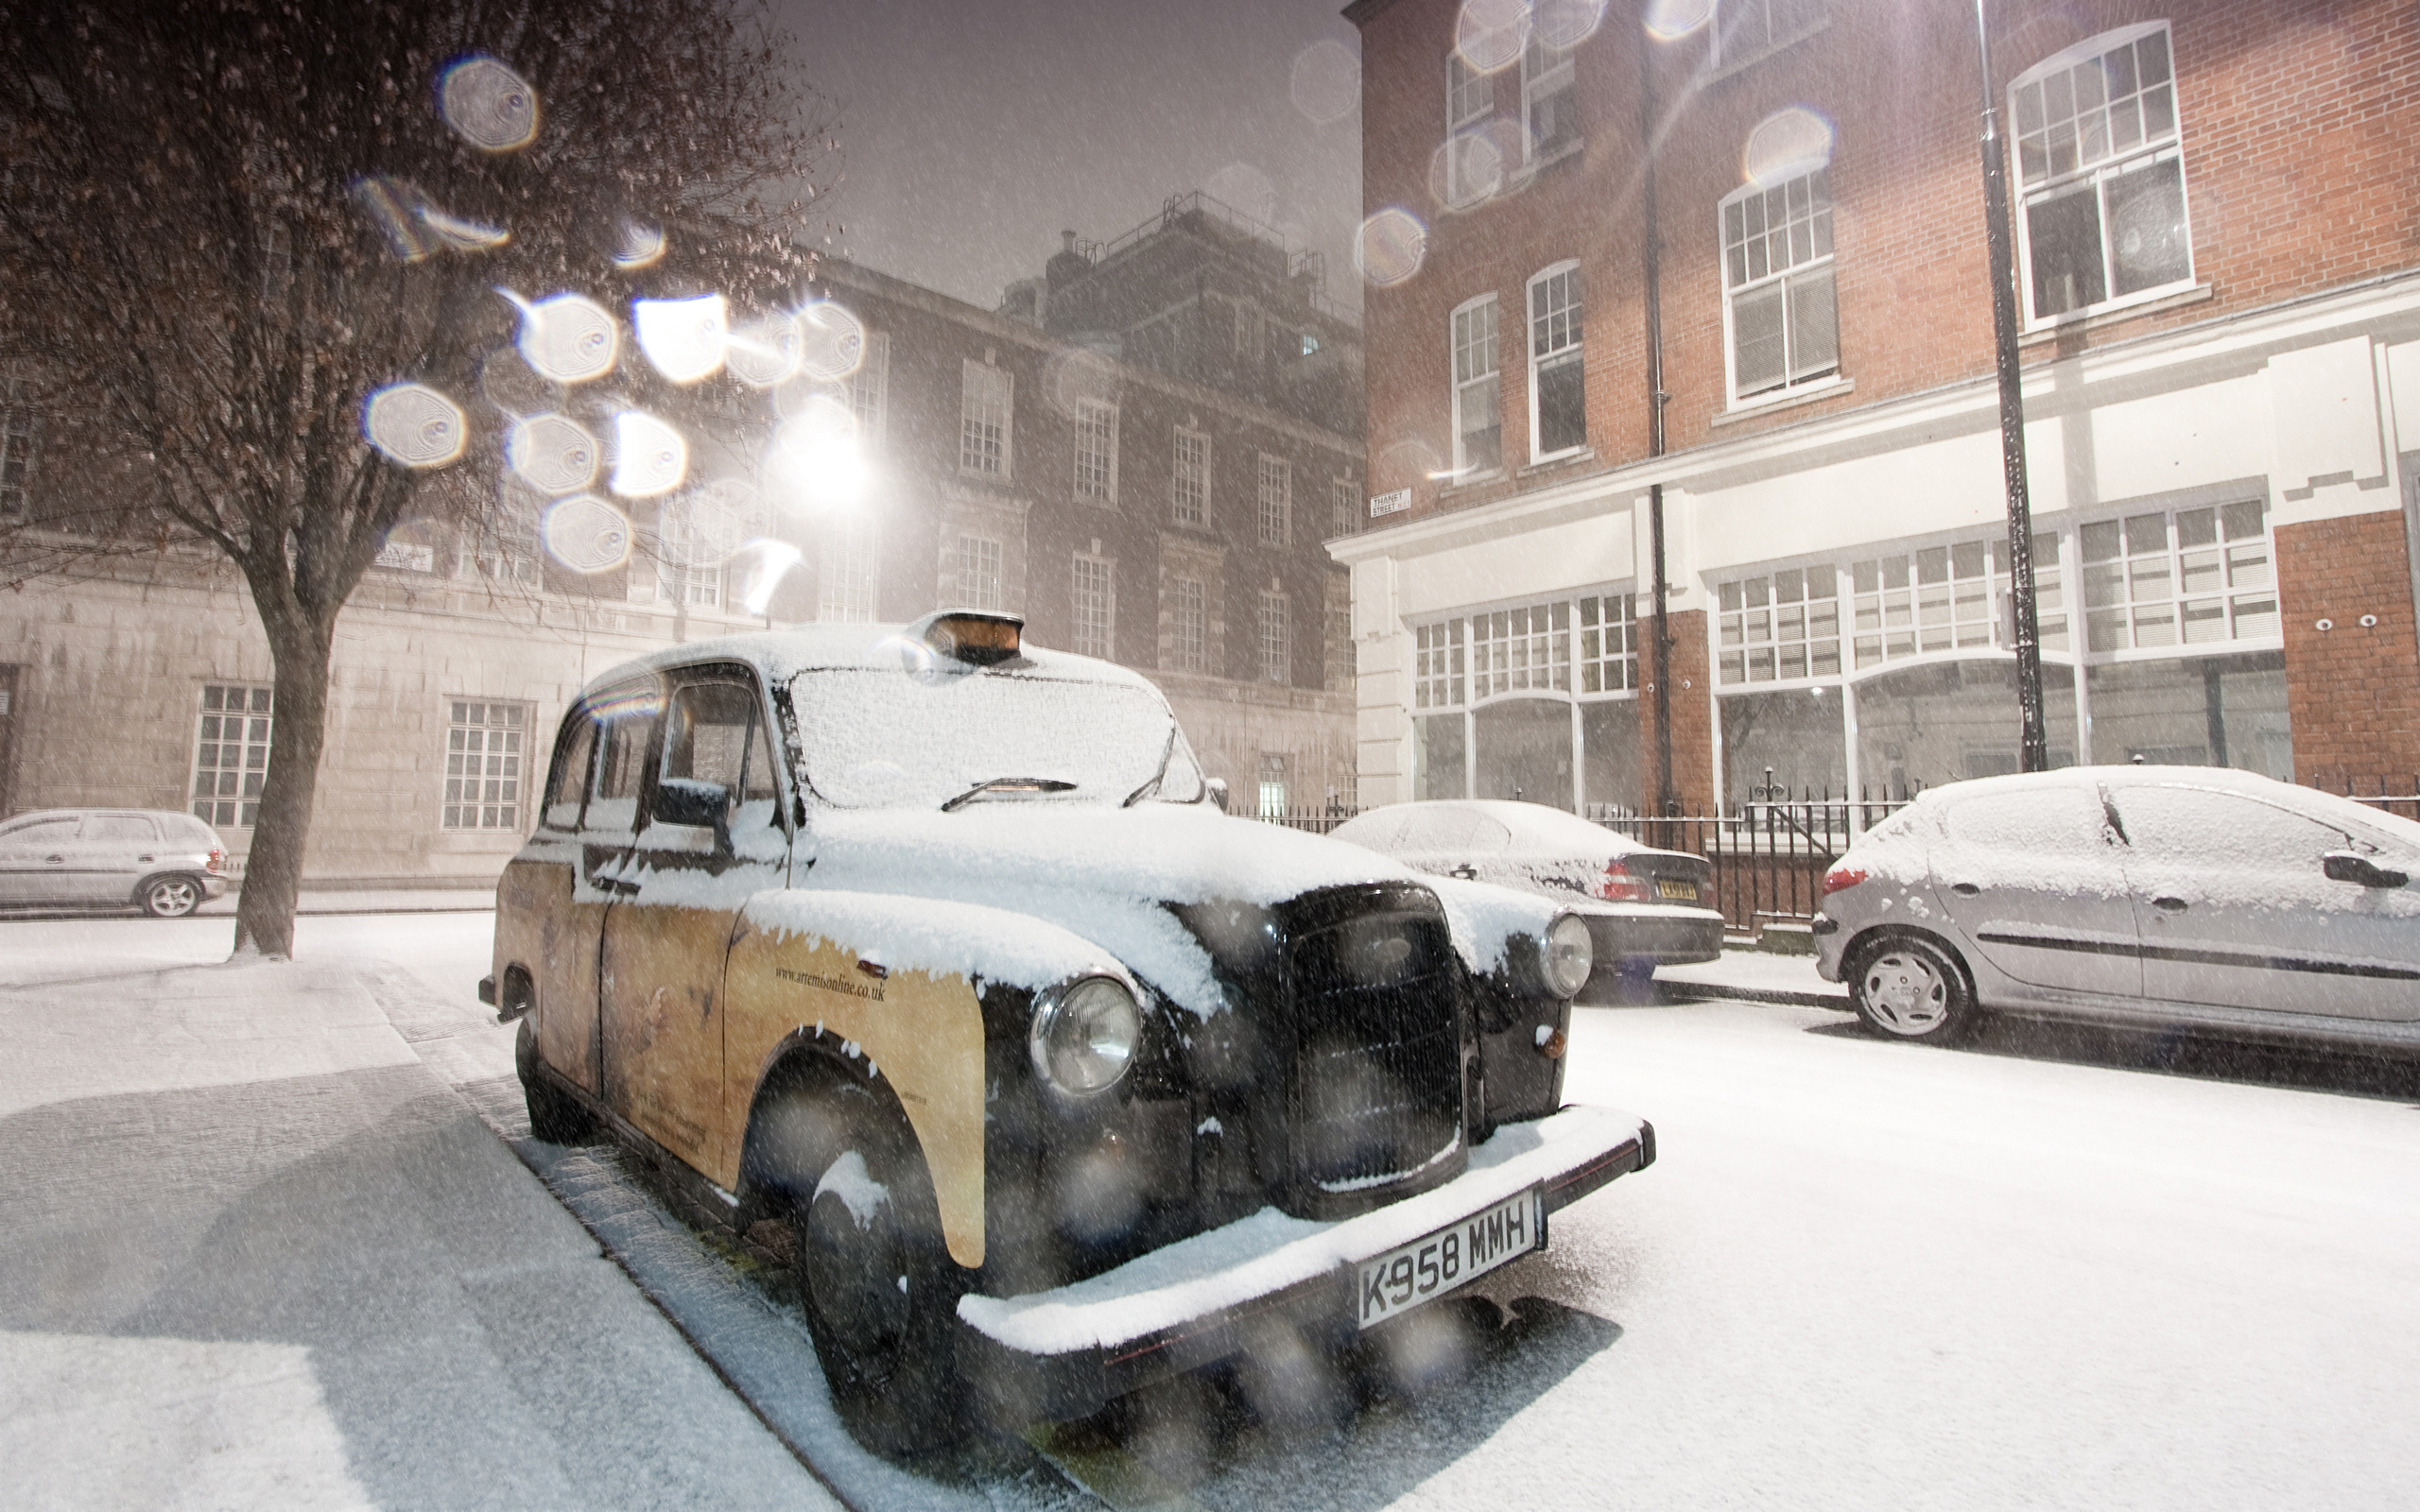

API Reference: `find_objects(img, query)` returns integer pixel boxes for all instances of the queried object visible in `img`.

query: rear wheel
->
[1850,936,1976,1043]
[515,1019,596,1144]
[140,875,201,919]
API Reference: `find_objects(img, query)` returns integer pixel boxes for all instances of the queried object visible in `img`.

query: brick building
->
[1333,0,2420,816]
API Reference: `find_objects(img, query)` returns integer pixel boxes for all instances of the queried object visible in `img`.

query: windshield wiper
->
[940,776,1078,813]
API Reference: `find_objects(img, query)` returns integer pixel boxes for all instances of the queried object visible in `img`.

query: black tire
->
[515,1019,596,1144]
[1849,935,1977,1044]
[140,875,202,919]
[779,1074,970,1457]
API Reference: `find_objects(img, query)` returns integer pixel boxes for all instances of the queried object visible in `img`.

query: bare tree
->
[0,0,833,954]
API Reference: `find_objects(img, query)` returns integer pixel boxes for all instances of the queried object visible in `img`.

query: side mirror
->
[652,777,733,833]
[2323,850,2408,888]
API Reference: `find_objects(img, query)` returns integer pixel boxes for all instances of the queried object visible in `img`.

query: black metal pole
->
[1975,0,2048,770]
[1642,26,1677,816]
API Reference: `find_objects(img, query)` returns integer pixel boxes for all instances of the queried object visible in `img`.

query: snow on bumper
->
[957,1103,1653,1421]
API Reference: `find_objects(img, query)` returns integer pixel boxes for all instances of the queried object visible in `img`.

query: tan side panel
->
[499,856,600,1091]
[600,904,735,1170]
[724,929,989,1270]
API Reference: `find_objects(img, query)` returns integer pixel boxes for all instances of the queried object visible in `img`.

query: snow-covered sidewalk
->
[1651,948,1848,1009]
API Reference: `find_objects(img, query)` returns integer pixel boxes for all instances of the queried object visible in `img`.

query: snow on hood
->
[745,887,1134,1001]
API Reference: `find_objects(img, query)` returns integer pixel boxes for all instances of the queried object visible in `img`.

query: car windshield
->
[787,666,1201,811]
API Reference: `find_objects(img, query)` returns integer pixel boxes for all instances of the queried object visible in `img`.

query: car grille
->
[1283,905,1464,1206]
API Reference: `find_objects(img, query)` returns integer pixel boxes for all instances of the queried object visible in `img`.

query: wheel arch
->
[1842,922,1976,992]
[130,870,206,911]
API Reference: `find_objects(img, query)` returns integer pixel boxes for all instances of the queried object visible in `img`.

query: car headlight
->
[1028,975,1142,1094]
[1545,912,1594,998]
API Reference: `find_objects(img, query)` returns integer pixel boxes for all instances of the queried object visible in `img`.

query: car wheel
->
[785,1074,970,1457]
[1850,935,1976,1043]
[140,876,202,919]
[515,1020,596,1144]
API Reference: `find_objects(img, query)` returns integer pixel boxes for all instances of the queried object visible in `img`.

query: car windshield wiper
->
[940,776,1079,813]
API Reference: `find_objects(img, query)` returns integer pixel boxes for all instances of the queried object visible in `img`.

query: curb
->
[1656,980,1852,1011]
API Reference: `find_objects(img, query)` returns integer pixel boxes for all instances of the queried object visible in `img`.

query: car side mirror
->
[652,778,733,834]
[2323,850,2407,888]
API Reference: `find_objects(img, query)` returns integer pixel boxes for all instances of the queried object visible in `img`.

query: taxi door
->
[597,668,791,1176]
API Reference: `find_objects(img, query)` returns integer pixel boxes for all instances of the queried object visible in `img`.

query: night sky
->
[777,0,1364,314]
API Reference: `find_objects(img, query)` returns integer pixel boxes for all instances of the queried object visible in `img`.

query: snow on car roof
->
[577,617,1166,700]
[1347,799,1650,855]
[1915,765,2420,847]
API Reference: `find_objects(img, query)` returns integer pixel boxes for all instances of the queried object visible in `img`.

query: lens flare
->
[1043,347,1118,420]
[541,494,631,573]
[1743,106,1836,187]
[421,205,508,252]
[727,314,802,388]
[738,540,804,615]
[656,478,764,568]
[1288,40,1360,126]
[634,295,728,384]
[351,177,440,262]
[1643,0,1716,42]
[611,218,666,271]
[1533,0,1608,48]
[795,301,867,382]
[506,413,599,495]
[610,411,688,498]
[1429,132,1504,210]
[766,397,868,509]
[510,292,618,385]
[362,383,466,468]
[1455,0,1530,72]
[438,57,539,152]
[1356,208,1428,287]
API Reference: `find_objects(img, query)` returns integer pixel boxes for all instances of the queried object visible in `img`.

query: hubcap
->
[1862,952,1947,1034]
[149,881,198,917]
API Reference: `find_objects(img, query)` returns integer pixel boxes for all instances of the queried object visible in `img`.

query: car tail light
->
[207,849,227,873]
[1594,860,1652,902]
[1822,865,1867,896]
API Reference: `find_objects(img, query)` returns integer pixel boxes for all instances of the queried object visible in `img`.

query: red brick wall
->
[1635,608,1715,814]
[2275,510,2420,785]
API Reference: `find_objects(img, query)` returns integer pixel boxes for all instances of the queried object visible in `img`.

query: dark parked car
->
[0,808,232,917]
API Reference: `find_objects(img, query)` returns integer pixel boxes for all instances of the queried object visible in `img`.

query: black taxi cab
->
[484,610,1655,1452]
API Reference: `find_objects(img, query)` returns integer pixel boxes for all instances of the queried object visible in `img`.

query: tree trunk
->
[232,611,338,959]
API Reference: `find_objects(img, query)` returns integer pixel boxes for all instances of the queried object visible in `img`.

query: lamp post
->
[1973,0,2049,771]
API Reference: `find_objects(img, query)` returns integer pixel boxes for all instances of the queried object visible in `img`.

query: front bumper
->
[957,1102,1652,1423]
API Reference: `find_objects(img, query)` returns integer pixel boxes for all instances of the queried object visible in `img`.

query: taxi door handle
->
[43,854,63,864]
[1950,883,1980,897]
[1448,865,1478,880]
[138,854,155,863]
[2152,896,2188,913]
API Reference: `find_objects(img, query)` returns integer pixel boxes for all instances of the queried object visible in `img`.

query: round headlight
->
[1029,975,1143,1094]
[1545,912,1594,998]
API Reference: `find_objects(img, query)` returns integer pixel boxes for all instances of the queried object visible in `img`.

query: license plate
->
[1656,878,1699,901]
[1356,1186,1542,1330]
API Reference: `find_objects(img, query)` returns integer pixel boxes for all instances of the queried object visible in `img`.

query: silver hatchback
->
[0,809,233,917]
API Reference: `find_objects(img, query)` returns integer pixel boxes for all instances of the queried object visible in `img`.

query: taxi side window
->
[588,686,663,834]
[661,680,785,845]
[542,716,597,833]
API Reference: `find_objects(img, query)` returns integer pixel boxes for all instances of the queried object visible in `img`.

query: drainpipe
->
[1641,31,1676,816]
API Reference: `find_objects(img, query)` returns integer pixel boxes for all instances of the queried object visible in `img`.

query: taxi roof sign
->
[917,610,1025,666]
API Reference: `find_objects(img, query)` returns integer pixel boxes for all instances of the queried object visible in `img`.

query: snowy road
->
[10,909,2418,1510]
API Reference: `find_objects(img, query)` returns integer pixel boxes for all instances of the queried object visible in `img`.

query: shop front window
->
[1475,697,1574,810]
[2083,651,2290,779]
[1852,661,2079,796]
[1414,713,1466,801]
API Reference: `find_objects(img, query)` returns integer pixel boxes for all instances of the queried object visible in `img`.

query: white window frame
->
[2010,22,2195,328]
[1710,0,1827,71]
[955,533,1003,612]
[1074,399,1118,504]
[1520,35,1577,164]
[1258,589,1290,684]
[193,683,273,831]
[1072,554,1115,659]
[1330,475,1360,539]
[1527,261,1585,461]
[659,558,724,610]
[1450,294,1501,477]
[1256,454,1291,546]
[0,374,36,522]
[818,515,879,623]
[1720,167,1841,406]
[1171,427,1209,527]
[1578,593,1639,694]
[460,521,543,591]
[443,699,530,831]
[2079,500,2275,656]
[959,360,1011,477]
[1470,602,1571,698]
[1444,53,1495,206]
[1170,574,1208,673]
[1414,620,1467,711]
[846,333,890,453]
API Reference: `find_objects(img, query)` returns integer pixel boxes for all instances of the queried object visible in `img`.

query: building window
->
[819,515,879,622]
[1444,54,1494,205]
[2082,502,2275,653]
[659,558,723,610]
[1721,168,1838,403]
[1720,566,1841,684]
[1521,36,1577,161]
[1845,541,2050,668]
[955,534,1003,611]
[1170,575,1208,672]
[845,333,890,453]
[1073,554,1115,658]
[444,700,527,830]
[1579,593,1638,692]
[2013,23,2192,322]
[1330,476,1360,538]
[959,360,1011,476]
[460,522,542,589]
[1711,0,1826,69]
[1075,400,1117,503]
[0,375,36,522]
[1171,427,1209,527]
[1257,752,1289,817]
[1258,589,1290,683]
[1528,263,1585,458]
[1472,602,1570,696]
[1232,301,1262,360]
[1415,620,1467,710]
[193,684,272,830]
[1451,295,1501,474]
[1256,455,1291,545]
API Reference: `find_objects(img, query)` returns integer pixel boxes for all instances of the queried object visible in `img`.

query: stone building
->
[1335,0,2420,816]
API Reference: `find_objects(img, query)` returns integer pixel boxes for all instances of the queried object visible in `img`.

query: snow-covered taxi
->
[484,611,1654,1452]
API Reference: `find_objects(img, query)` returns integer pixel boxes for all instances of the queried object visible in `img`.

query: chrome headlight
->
[1544,911,1594,998]
[1028,975,1143,1094]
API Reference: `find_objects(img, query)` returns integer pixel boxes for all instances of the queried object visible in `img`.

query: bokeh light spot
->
[611,219,666,271]
[1644,0,1716,42]
[611,411,689,498]
[727,314,802,388]
[362,383,466,468]
[511,292,618,385]
[1043,347,1118,420]
[1534,0,1609,48]
[541,494,631,574]
[1356,208,1428,287]
[1289,40,1360,126]
[634,295,729,384]
[766,397,868,510]
[1743,106,1836,187]
[656,478,766,569]
[794,301,866,382]
[506,413,599,496]
[351,177,440,262]
[1456,0,1530,73]
[439,57,539,152]
[1429,131,1505,210]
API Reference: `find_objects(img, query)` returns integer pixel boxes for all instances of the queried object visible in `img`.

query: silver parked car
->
[1330,799,1725,984]
[0,808,233,917]
[1814,767,2420,1052]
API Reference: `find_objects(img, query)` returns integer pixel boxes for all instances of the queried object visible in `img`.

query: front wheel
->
[1850,936,1977,1043]
[140,876,202,919]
